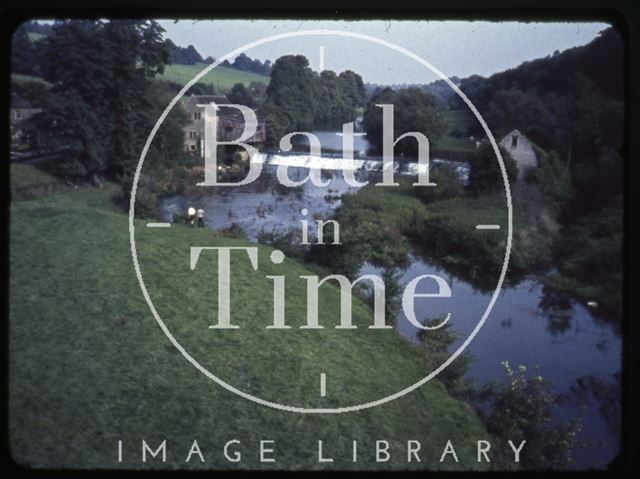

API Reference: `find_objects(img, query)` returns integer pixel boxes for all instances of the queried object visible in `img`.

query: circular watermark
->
[129,29,513,414]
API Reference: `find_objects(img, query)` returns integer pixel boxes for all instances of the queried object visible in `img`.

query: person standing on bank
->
[187,206,196,227]
[196,207,205,227]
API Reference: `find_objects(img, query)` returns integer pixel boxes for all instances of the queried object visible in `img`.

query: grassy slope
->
[9,182,487,470]
[161,62,269,92]
[11,163,60,186]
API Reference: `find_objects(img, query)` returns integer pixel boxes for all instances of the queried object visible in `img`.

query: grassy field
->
[10,163,59,186]
[9,176,488,470]
[11,63,268,93]
[161,62,269,92]
[433,109,476,152]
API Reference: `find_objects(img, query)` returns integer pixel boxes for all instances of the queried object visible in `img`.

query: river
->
[160,135,621,470]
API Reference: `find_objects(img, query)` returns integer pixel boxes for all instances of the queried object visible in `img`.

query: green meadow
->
[160,62,269,92]
[9,165,487,470]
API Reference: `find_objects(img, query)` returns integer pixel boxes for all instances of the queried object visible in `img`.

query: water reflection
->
[161,154,621,470]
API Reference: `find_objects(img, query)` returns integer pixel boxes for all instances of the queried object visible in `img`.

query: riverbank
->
[158,161,621,469]
[10,172,488,470]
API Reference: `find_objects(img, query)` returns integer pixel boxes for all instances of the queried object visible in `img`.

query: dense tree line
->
[455,27,624,319]
[458,28,623,211]
[362,87,446,157]
[11,23,43,76]
[165,39,204,65]
[452,28,623,112]
[261,55,366,145]
[221,53,272,76]
[27,20,189,204]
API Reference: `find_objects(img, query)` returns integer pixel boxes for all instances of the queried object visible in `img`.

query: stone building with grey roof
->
[182,94,266,154]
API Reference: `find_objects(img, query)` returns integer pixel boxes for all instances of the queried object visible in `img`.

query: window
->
[189,131,197,139]
[225,125,233,133]
[194,112,201,120]
[189,144,196,151]
[511,134,518,148]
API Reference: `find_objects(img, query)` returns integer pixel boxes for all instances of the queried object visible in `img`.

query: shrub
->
[257,227,307,260]
[479,362,581,471]
[468,143,518,194]
[413,165,465,204]
[418,317,473,398]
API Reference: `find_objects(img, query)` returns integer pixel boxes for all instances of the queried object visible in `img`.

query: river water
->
[160,137,621,470]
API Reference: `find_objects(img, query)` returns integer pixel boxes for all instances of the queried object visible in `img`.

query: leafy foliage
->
[468,143,518,194]
[12,23,40,76]
[362,87,447,157]
[29,20,188,213]
[227,81,266,109]
[479,362,581,470]
[418,318,473,397]
[222,52,272,76]
[262,56,366,145]
[165,38,203,64]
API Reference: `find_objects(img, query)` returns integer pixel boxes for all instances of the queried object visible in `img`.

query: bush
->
[468,143,518,194]
[131,184,160,219]
[257,227,307,260]
[219,223,247,239]
[525,148,573,215]
[418,317,473,398]
[478,362,581,471]
[413,165,465,204]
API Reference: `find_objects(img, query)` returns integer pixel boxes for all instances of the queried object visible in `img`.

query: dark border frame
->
[0,1,636,477]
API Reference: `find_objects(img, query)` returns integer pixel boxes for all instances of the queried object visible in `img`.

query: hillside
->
[160,62,269,92]
[453,27,623,112]
[9,172,487,470]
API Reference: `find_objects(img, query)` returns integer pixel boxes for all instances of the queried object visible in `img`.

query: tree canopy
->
[261,55,366,145]
[33,20,186,188]
[362,87,446,157]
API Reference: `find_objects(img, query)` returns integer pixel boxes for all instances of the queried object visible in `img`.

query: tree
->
[36,20,173,186]
[166,39,204,65]
[260,55,365,142]
[264,55,318,134]
[480,362,581,470]
[418,318,473,397]
[382,268,402,325]
[362,87,446,157]
[11,23,37,76]
[485,89,555,150]
[468,143,518,194]
[228,83,255,109]
[229,53,272,75]
[315,70,353,128]
[338,70,366,109]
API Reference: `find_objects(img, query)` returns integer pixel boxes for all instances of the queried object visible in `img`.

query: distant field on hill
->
[161,62,270,92]
[11,64,269,93]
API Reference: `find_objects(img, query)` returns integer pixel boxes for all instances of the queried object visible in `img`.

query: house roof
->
[502,129,523,139]
[188,94,230,105]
